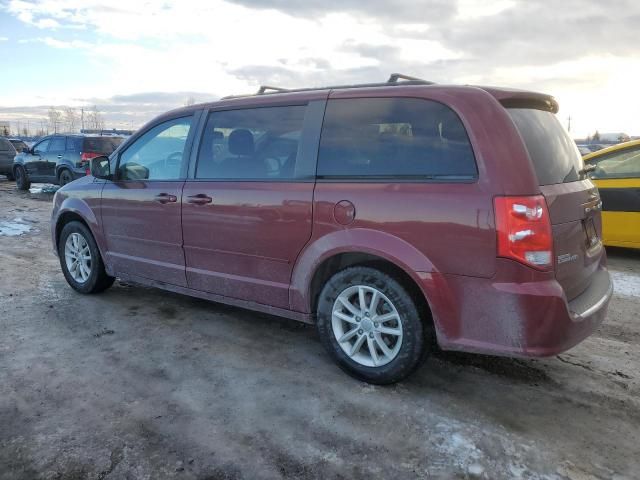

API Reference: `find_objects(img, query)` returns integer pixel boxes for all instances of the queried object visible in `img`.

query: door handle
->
[154,193,177,204]
[57,155,63,159]
[187,194,213,205]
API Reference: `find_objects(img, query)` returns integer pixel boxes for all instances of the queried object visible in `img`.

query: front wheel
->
[316,266,427,384]
[14,166,30,191]
[58,221,114,294]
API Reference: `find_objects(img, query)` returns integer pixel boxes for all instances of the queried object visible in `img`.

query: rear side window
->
[508,108,584,185]
[0,139,11,151]
[49,137,66,152]
[317,98,477,179]
[196,105,306,180]
[588,145,640,179]
[83,137,124,154]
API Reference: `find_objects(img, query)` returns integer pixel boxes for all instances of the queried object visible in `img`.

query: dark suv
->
[14,134,123,190]
[50,74,612,384]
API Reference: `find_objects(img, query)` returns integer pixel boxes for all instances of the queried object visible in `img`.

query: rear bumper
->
[425,260,612,358]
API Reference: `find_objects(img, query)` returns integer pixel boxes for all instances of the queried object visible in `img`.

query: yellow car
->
[584,139,640,249]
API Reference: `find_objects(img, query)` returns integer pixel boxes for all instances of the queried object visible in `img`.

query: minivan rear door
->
[507,108,604,301]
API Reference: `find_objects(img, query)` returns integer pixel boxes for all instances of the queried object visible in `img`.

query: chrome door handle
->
[154,193,177,204]
[187,194,213,205]
[57,155,63,158]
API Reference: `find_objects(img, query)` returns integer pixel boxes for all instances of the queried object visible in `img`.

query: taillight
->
[494,195,553,271]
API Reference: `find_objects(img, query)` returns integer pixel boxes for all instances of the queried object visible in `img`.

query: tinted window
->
[33,139,50,154]
[49,137,66,152]
[66,137,83,151]
[9,140,26,152]
[196,105,306,180]
[317,98,476,179]
[588,145,640,179]
[508,108,584,185]
[0,139,10,151]
[118,117,191,181]
[83,137,124,154]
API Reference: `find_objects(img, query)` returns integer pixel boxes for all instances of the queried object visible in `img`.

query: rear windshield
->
[508,108,583,185]
[83,137,124,154]
[9,140,27,152]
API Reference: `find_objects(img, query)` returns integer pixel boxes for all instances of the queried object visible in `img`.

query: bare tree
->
[184,96,196,106]
[64,107,79,133]
[86,105,105,131]
[48,107,62,133]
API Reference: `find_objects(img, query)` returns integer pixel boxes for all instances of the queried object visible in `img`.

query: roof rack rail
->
[257,85,289,94]
[221,74,435,99]
[388,73,433,84]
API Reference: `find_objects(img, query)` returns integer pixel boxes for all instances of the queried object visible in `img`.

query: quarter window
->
[118,117,192,181]
[196,105,306,180]
[589,146,640,180]
[317,98,477,179]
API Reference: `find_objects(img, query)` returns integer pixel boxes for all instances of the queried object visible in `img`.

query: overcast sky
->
[0,0,638,137]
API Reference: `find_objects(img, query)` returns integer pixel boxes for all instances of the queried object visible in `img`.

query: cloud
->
[0,37,8,41]
[0,91,220,130]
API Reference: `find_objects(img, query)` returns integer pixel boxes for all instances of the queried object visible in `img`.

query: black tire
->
[58,221,115,294]
[58,168,73,186]
[316,266,427,384]
[14,166,30,191]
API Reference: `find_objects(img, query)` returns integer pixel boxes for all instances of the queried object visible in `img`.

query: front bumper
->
[425,260,612,357]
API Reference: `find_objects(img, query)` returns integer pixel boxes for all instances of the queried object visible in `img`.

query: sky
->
[0,0,638,138]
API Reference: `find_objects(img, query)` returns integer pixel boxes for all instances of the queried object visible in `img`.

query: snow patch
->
[0,218,32,236]
[29,183,60,194]
[610,270,640,298]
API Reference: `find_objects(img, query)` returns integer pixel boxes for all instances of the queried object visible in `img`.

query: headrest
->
[228,129,254,156]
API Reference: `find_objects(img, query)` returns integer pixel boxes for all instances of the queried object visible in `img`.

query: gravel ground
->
[0,177,639,480]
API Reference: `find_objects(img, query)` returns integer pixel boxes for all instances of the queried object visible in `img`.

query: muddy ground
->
[0,177,639,480]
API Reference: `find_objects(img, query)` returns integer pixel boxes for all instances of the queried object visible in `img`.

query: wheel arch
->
[290,229,438,329]
[53,199,109,272]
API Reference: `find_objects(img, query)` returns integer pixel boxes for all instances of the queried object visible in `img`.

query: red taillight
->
[494,195,553,271]
[80,152,99,162]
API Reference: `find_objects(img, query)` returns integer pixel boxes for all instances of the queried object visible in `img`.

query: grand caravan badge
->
[557,253,579,264]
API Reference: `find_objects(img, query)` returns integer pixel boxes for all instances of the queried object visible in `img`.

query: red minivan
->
[51,74,612,383]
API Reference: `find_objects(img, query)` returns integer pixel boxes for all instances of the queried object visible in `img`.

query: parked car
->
[8,138,28,153]
[13,134,124,190]
[50,74,612,384]
[0,137,18,180]
[584,139,640,249]
[577,145,592,156]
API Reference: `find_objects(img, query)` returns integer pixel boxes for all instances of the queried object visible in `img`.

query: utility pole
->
[81,108,84,133]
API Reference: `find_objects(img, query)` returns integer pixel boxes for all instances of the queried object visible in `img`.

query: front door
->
[587,144,640,248]
[182,103,321,308]
[25,138,50,178]
[101,115,196,287]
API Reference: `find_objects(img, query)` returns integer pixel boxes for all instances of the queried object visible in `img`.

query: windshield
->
[9,140,27,152]
[508,108,584,185]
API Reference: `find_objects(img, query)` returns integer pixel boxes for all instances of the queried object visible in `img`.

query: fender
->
[289,228,438,314]
[52,184,109,273]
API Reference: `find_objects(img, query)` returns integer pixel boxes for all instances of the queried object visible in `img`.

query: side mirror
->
[23,147,32,155]
[90,155,112,180]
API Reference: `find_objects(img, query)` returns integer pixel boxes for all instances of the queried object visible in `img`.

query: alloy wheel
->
[331,285,404,367]
[64,232,92,283]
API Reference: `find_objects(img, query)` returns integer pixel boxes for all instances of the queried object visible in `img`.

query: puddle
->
[0,218,33,236]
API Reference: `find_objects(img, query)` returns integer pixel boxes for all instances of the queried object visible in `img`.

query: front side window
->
[588,146,640,180]
[118,117,192,181]
[317,98,477,179]
[196,105,306,180]
[33,139,50,154]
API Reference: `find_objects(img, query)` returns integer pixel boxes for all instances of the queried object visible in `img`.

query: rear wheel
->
[316,266,427,384]
[14,166,30,191]
[58,168,73,186]
[58,221,114,294]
